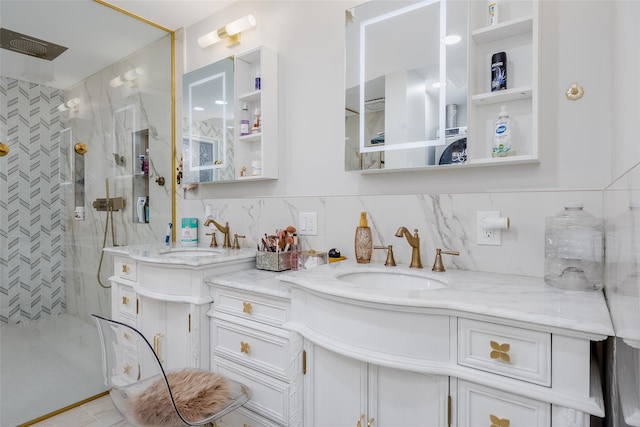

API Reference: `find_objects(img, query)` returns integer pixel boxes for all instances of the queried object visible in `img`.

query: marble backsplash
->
[180,189,603,278]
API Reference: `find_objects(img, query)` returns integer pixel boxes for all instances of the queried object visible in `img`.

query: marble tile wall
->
[0,78,65,325]
[54,35,173,325]
[181,189,603,278]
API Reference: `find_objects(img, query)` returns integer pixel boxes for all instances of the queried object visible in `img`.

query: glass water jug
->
[544,203,603,291]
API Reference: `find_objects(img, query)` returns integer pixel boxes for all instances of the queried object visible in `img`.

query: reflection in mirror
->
[345,0,468,172]
[183,57,234,183]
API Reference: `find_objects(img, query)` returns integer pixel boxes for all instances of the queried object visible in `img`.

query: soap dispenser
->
[355,212,373,263]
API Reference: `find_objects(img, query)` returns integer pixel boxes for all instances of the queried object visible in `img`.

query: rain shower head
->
[0,28,67,61]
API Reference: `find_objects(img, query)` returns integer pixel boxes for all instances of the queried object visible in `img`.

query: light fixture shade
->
[198,31,222,48]
[123,67,143,81]
[225,15,256,36]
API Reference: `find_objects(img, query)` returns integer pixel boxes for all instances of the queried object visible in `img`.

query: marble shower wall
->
[62,35,173,324]
[0,78,65,325]
[181,189,603,277]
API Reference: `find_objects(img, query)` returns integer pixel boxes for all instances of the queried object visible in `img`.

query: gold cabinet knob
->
[122,264,130,273]
[490,414,510,427]
[123,364,133,375]
[240,341,250,354]
[565,82,584,100]
[242,302,252,314]
[122,296,129,305]
[490,341,511,363]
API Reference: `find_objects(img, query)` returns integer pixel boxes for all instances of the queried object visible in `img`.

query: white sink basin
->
[158,248,223,257]
[337,271,447,291]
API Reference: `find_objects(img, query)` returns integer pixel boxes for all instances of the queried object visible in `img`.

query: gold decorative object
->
[490,341,511,363]
[490,414,510,427]
[242,302,253,314]
[240,341,250,354]
[74,142,88,155]
[565,82,584,100]
[0,142,9,157]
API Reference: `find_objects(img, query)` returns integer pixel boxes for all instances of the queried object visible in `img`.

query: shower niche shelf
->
[132,129,149,224]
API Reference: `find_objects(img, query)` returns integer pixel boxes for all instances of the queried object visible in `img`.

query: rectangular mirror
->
[345,0,468,171]
[183,57,235,183]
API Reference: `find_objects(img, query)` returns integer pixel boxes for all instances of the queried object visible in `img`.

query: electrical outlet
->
[299,212,317,235]
[477,211,501,245]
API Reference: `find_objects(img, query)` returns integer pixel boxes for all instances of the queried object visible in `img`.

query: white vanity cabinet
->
[206,270,303,427]
[305,344,449,427]
[281,263,613,427]
[106,246,256,371]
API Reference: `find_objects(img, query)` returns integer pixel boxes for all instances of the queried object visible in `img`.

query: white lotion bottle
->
[492,105,513,157]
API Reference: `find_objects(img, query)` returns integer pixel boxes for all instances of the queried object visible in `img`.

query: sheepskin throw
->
[131,369,231,426]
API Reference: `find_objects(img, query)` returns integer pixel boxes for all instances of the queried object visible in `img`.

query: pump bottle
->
[492,106,513,157]
[355,212,373,263]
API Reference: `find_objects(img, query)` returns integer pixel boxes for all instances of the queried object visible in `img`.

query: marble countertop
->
[278,260,614,339]
[205,268,291,299]
[103,244,256,267]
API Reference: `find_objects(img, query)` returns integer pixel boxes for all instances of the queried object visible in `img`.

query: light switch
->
[299,212,317,235]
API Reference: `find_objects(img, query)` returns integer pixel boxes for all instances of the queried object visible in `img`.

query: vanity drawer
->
[212,288,289,327]
[213,357,291,426]
[116,284,138,320]
[457,380,550,427]
[458,318,551,386]
[212,318,289,381]
[115,257,137,281]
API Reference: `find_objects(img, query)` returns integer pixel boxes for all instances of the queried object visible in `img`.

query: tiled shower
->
[0,77,66,325]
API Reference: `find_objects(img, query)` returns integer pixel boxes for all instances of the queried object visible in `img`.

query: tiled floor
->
[1,313,106,426]
[29,395,133,427]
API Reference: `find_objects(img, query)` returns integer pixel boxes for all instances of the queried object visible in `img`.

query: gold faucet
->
[204,218,231,248]
[431,248,460,272]
[395,227,423,268]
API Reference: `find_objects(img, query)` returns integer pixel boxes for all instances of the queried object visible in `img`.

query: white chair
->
[92,314,251,426]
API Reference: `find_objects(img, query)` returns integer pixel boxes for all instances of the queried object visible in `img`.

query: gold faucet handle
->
[432,248,459,272]
[374,245,397,266]
[206,232,218,247]
[233,234,246,249]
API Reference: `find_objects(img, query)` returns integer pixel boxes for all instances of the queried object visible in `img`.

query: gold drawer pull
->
[242,302,253,314]
[122,264,130,273]
[240,341,250,354]
[367,417,375,427]
[122,296,129,305]
[153,333,164,363]
[490,341,511,363]
[357,414,365,427]
[490,414,510,427]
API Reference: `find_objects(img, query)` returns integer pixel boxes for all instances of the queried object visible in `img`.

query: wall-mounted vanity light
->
[110,67,144,88]
[57,98,80,112]
[197,15,257,48]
